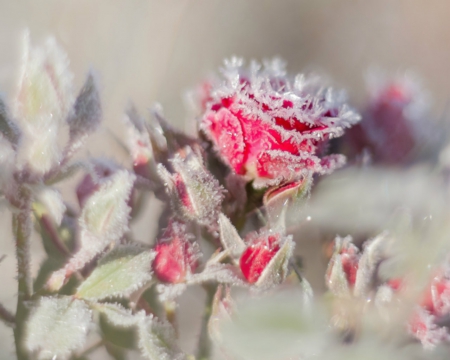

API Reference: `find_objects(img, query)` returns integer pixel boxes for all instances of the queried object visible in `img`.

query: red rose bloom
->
[200,58,360,188]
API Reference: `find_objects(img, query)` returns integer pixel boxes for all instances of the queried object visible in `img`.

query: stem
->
[196,285,216,360]
[12,186,32,360]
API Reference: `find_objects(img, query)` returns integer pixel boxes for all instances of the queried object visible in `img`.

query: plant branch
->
[12,185,33,360]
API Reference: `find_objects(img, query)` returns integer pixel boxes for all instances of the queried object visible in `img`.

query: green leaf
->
[25,296,92,360]
[76,246,154,300]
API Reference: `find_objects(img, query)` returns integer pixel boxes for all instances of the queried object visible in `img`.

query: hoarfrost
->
[95,302,145,328]
[47,170,135,291]
[137,316,186,360]
[25,296,92,360]
[66,71,102,157]
[35,186,66,226]
[14,32,74,175]
[76,245,155,300]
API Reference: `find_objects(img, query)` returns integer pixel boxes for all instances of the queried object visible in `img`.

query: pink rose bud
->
[239,232,282,284]
[200,58,360,188]
[153,220,200,284]
[349,73,432,165]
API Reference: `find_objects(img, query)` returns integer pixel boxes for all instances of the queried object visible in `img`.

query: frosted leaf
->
[156,283,187,302]
[255,235,295,288]
[354,232,391,297]
[218,213,245,262]
[94,302,144,328]
[189,263,247,287]
[35,186,66,226]
[137,316,186,360]
[326,253,351,297]
[66,72,102,156]
[158,146,224,231]
[80,169,134,240]
[0,96,20,146]
[47,170,135,291]
[25,296,92,360]
[76,245,155,300]
[15,32,74,174]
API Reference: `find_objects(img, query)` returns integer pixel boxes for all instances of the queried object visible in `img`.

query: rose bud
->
[200,58,360,188]
[153,220,200,284]
[239,230,294,286]
[348,73,435,165]
[157,146,225,231]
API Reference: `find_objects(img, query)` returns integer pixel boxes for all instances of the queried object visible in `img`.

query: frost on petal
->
[254,150,319,188]
[76,245,155,300]
[137,316,186,360]
[153,219,200,284]
[25,296,92,360]
[15,33,74,174]
[199,58,360,188]
[201,107,246,174]
[35,186,66,226]
[94,302,144,328]
[158,147,225,231]
[47,170,135,291]
[66,72,102,157]
[218,213,245,262]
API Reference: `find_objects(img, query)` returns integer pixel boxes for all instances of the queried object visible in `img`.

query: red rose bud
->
[239,231,293,284]
[153,220,200,284]
[349,73,433,165]
[157,146,225,231]
[200,58,360,188]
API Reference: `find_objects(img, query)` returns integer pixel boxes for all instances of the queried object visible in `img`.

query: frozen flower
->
[200,58,360,188]
[152,220,200,284]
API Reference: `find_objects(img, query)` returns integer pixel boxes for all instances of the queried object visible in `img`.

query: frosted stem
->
[12,185,32,360]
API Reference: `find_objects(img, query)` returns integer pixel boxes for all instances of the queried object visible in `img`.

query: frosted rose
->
[200,58,360,188]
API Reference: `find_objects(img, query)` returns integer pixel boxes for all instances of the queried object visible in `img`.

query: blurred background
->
[1,0,450,358]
